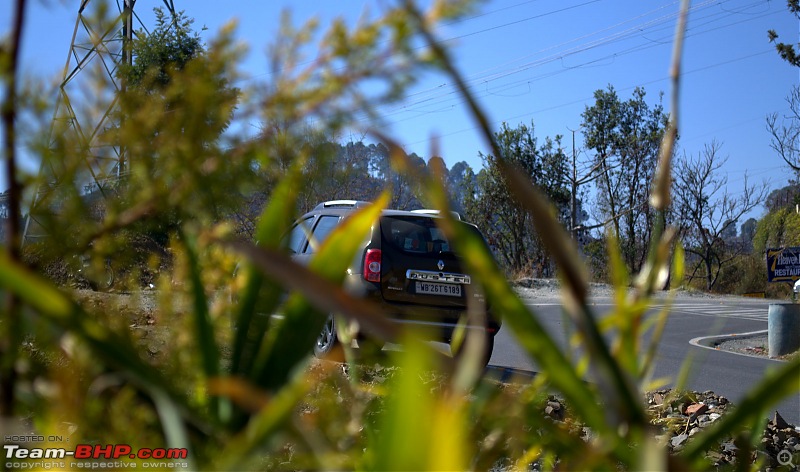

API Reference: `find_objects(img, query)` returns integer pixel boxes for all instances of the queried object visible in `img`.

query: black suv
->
[285,200,501,365]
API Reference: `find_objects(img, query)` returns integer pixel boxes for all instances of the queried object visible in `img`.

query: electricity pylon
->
[23,0,177,244]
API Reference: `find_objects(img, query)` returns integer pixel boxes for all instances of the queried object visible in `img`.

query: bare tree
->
[673,141,768,291]
[767,85,800,173]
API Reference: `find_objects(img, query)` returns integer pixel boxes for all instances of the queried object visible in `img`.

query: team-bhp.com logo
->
[5,444,188,468]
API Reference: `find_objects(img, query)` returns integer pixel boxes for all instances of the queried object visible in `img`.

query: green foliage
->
[716,254,756,294]
[750,208,800,298]
[1,1,798,471]
[753,207,800,253]
[581,85,668,274]
[120,8,205,89]
[769,0,800,67]
[583,237,610,282]
[465,121,570,275]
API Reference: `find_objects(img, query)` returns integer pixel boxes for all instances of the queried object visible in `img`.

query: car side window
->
[304,215,340,254]
[286,217,314,254]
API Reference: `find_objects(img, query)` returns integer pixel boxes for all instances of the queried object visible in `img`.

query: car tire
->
[314,315,338,358]
[82,261,115,292]
[101,262,115,290]
[451,331,494,368]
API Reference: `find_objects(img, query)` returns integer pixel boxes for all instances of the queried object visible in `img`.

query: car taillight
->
[363,249,381,282]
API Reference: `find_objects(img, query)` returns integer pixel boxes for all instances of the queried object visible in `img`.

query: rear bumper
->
[344,274,501,342]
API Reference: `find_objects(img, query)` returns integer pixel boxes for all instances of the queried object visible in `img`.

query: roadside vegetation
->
[1,0,799,471]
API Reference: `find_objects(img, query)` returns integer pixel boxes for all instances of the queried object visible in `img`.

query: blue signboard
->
[766,247,800,283]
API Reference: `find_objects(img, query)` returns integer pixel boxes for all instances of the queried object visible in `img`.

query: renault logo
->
[437,260,445,271]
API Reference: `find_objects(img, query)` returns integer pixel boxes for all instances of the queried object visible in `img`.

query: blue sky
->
[8,0,800,222]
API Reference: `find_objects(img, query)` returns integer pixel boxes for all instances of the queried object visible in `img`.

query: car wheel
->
[101,261,115,290]
[314,315,338,358]
[451,331,494,368]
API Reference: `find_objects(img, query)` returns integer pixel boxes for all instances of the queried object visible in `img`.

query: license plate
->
[416,282,461,297]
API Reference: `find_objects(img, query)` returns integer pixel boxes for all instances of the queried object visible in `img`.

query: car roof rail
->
[314,200,372,210]
[410,209,462,220]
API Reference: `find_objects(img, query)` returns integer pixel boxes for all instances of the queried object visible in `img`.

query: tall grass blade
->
[180,228,228,422]
[604,226,641,376]
[497,159,589,307]
[232,195,402,390]
[217,364,319,471]
[369,333,469,471]
[641,243,685,380]
[150,388,196,470]
[224,241,400,345]
[230,161,304,377]
[373,134,615,439]
[498,159,644,429]
[404,0,647,432]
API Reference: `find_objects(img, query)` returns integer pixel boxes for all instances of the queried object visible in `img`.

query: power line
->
[230,0,789,177]
[365,0,777,126]
[437,0,602,45]
[393,47,775,151]
[233,0,566,84]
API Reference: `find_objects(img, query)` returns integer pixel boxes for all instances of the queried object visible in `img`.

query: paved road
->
[487,296,800,424]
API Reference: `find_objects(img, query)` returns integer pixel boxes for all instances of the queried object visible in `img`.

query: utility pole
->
[566,126,606,244]
[570,128,578,241]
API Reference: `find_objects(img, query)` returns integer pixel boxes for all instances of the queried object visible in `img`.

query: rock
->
[637,388,799,468]
[671,434,689,448]
[698,417,713,428]
[722,441,738,453]
[652,392,664,406]
[686,403,709,418]
[773,411,791,430]
[545,401,564,421]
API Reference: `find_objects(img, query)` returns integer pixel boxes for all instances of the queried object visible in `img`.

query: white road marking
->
[524,300,770,321]
[651,303,769,321]
[689,330,785,362]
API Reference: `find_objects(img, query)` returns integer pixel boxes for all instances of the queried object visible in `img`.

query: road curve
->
[487,295,800,425]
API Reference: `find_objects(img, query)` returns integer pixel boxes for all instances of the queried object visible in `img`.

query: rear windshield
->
[381,215,480,255]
